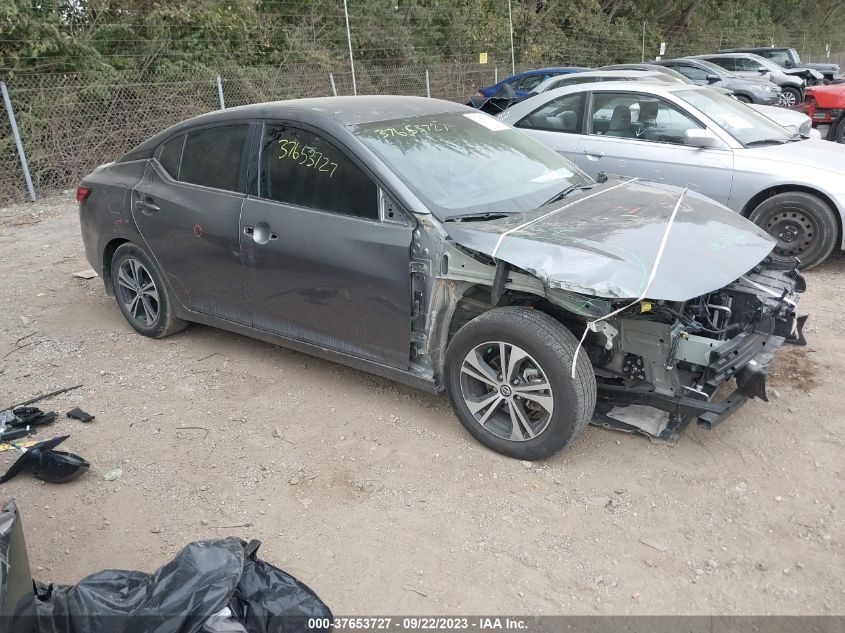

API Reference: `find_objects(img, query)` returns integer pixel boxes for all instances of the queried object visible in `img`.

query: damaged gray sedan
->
[78,96,806,459]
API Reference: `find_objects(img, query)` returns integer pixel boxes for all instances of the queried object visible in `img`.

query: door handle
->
[244,224,278,245]
[583,149,605,158]
[135,199,160,214]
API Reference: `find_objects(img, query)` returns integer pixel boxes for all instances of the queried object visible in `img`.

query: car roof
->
[718,47,789,52]
[528,80,699,99]
[121,95,468,160]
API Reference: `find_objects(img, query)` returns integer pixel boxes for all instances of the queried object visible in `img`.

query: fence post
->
[342,0,357,95]
[329,73,338,96]
[641,22,646,62]
[507,0,516,75]
[494,67,498,83]
[1,82,36,202]
[216,75,226,110]
[425,69,431,98]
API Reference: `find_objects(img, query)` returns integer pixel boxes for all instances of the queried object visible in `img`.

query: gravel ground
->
[1,194,843,615]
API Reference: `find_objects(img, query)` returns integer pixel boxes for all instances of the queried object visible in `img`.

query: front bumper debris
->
[593,262,807,440]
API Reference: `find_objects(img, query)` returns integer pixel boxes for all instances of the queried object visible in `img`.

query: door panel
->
[133,164,251,324]
[574,135,734,204]
[521,128,582,161]
[240,199,413,368]
[574,92,734,204]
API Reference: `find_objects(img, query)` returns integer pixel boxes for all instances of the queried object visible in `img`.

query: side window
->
[515,74,546,92]
[180,125,249,192]
[734,57,759,71]
[710,58,735,71]
[676,65,710,81]
[157,134,184,179]
[259,123,378,220]
[590,93,703,144]
[768,51,790,66]
[516,93,585,133]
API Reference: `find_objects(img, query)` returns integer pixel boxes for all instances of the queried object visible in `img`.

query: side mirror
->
[757,67,768,74]
[784,59,794,68]
[706,74,720,84]
[684,128,723,149]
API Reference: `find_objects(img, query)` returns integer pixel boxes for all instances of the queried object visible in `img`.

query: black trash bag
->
[1,500,332,633]
[0,500,38,633]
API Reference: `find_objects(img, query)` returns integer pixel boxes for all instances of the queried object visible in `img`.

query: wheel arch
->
[101,237,130,297]
[740,185,844,249]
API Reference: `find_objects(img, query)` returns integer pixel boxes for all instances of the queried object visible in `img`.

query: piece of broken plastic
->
[1,499,332,633]
[0,436,89,485]
[66,408,95,423]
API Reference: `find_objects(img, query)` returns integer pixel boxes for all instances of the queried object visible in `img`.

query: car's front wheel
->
[748,191,838,270]
[778,86,801,107]
[111,243,187,338]
[444,307,596,460]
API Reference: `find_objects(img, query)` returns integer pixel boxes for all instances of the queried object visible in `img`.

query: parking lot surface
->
[1,195,843,614]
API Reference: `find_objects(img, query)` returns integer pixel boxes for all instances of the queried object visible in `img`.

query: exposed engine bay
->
[585,262,806,440]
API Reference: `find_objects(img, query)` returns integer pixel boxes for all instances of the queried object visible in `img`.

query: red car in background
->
[797,84,845,143]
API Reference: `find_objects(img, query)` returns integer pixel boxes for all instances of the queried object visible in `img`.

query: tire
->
[110,243,187,338]
[831,114,845,144]
[735,94,752,104]
[778,86,801,107]
[444,306,596,460]
[748,192,838,270]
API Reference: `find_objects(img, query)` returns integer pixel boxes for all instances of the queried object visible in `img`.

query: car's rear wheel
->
[444,307,596,460]
[748,192,838,270]
[778,87,801,107]
[111,243,187,338]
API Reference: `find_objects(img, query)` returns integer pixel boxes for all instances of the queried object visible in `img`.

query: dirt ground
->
[1,194,843,615]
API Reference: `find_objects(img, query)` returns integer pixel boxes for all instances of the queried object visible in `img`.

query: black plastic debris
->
[0,436,89,485]
[1,499,333,633]
[66,408,94,423]
[9,407,57,428]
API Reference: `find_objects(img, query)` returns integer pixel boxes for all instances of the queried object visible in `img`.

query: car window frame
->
[152,121,255,196]
[585,90,708,146]
[514,92,587,134]
[251,119,413,227]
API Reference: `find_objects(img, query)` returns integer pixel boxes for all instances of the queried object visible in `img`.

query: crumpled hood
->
[446,178,776,301]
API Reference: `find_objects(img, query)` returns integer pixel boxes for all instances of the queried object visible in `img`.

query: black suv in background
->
[718,47,840,81]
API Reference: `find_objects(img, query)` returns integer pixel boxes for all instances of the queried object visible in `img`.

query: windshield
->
[353,111,588,218]
[678,89,792,145]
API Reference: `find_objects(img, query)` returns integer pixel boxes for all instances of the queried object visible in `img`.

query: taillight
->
[76,186,91,203]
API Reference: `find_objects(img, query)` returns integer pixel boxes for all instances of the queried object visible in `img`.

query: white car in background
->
[498,81,845,268]
[526,69,819,139]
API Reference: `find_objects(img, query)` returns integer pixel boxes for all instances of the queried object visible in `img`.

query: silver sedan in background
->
[498,81,845,268]
[526,68,817,138]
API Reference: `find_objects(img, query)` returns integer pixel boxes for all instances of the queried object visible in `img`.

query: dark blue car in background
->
[473,66,588,99]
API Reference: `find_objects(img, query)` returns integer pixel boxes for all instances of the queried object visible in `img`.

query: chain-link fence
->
[1,45,843,205]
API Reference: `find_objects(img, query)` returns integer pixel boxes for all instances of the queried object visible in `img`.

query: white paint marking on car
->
[570,188,688,379]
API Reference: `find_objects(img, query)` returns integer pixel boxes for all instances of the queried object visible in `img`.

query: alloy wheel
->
[778,92,797,107]
[117,258,160,326]
[459,341,554,442]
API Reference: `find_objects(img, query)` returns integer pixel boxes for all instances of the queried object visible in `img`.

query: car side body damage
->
[79,96,806,450]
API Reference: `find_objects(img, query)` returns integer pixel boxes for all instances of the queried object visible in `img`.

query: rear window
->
[179,125,249,192]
